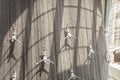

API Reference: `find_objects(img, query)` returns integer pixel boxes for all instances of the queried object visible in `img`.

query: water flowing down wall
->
[0,0,108,80]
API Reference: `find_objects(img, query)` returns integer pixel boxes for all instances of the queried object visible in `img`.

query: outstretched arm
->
[88,51,92,57]
[46,59,54,64]
[15,39,21,43]
[36,59,44,65]
[70,34,77,39]
[74,75,81,79]
[68,76,72,80]
[64,35,69,40]
[88,48,96,56]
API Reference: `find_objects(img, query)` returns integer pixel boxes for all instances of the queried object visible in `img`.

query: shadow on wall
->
[23,0,64,79]
[19,0,34,80]
[30,44,55,80]
[96,26,108,80]
[31,57,49,79]
[53,0,64,80]
[0,0,34,80]
[92,0,108,80]
[91,0,99,80]
[24,0,64,79]
[73,0,82,72]
[0,0,65,79]
[0,0,104,62]
[0,0,36,72]
[57,64,97,80]
[0,0,32,57]
[0,0,108,80]
[19,0,64,79]
[7,42,17,63]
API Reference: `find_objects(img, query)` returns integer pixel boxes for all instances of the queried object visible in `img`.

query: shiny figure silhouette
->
[64,24,77,40]
[88,43,95,57]
[7,26,21,43]
[87,40,97,58]
[36,47,54,65]
[11,68,17,80]
[104,50,111,63]
[68,68,81,80]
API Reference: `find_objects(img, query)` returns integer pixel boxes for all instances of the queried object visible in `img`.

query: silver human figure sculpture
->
[36,48,54,65]
[64,24,77,40]
[87,40,98,58]
[88,43,95,57]
[8,27,21,43]
[68,68,81,80]
[104,54,111,63]
[104,51,111,63]
[11,68,17,80]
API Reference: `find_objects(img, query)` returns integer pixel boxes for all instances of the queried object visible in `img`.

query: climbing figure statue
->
[64,24,77,40]
[68,68,81,80]
[36,46,54,65]
[11,68,17,80]
[7,26,21,43]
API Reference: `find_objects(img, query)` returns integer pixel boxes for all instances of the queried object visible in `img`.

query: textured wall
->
[110,0,120,47]
[0,0,108,80]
